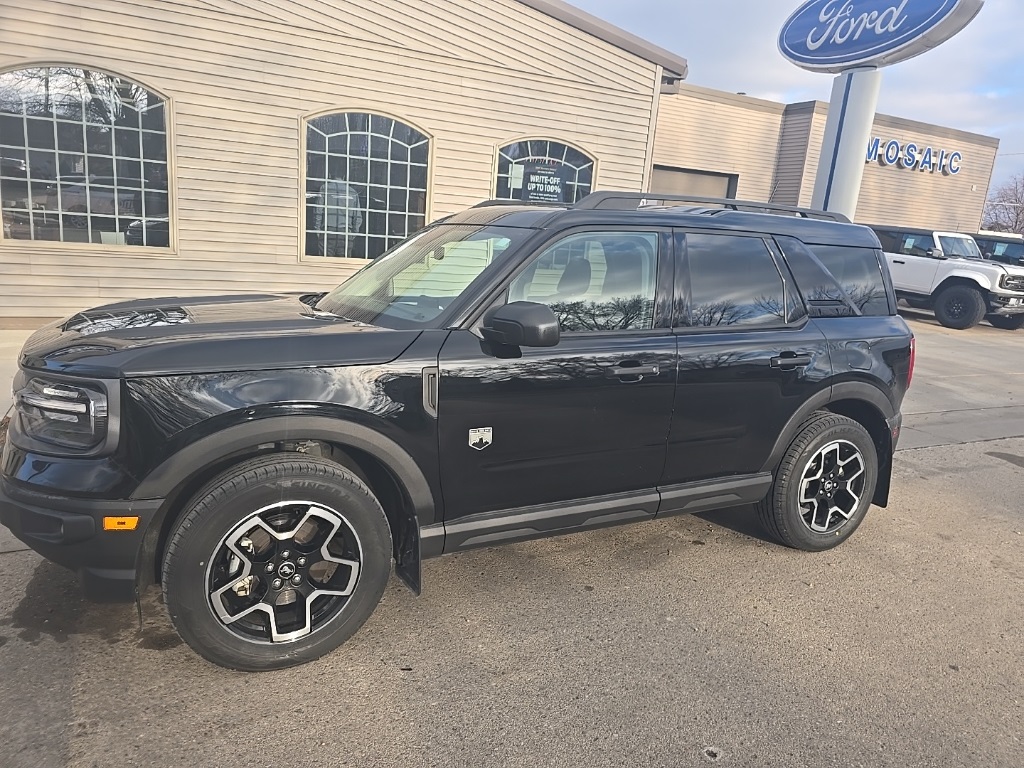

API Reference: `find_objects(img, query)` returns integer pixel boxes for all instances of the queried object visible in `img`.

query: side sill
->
[657,473,772,517]
[443,490,659,554]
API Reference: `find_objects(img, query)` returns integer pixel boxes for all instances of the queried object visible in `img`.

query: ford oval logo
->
[779,0,985,73]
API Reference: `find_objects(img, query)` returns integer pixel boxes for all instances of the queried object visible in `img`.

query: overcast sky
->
[571,0,1024,191]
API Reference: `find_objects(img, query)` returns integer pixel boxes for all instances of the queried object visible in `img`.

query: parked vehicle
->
[974,231,1024,268]
[1,193,914,670]
[868,224,1024,330]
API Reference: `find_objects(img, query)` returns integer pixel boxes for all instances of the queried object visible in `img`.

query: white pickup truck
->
[868,226,1024,330]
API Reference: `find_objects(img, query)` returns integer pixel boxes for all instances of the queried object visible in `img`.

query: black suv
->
[1,193,914,670]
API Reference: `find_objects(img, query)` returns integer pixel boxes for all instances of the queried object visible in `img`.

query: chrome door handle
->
[605,362,660,379]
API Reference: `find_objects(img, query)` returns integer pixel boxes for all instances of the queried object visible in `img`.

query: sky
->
[571,0,1024,192]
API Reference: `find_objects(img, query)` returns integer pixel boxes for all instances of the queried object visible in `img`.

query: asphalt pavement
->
[1,312,1023,768]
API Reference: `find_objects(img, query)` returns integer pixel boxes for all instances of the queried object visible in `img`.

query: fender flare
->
[759,382,895,477]
[131,416,437,527]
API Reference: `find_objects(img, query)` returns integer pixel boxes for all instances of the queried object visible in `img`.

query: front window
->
[495,139,595,204]
[304,112,429,260]
[316,224,531,328]
[938,235,983,260]
[0,66,169,247]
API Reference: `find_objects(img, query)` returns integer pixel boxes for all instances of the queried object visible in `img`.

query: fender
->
[131,416,438,595]
[760,382,896,503]
[936,269,998,292]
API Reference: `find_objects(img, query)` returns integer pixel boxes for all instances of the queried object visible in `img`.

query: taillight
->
[907,336,916,388]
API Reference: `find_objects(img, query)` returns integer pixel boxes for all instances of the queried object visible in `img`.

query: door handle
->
[770,354,812,370]
[605,361,660,379]
[892,260,905,264]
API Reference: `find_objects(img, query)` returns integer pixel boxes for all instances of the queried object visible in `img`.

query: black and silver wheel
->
[988,314,1024,331]
[933,285,987,330]
[162,455,392,671]
[756,412,878,551]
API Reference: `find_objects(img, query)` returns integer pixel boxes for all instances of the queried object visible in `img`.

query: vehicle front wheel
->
[933,285,987,329]
[988,314,1024,331]
[756,412,878,551]
[162,454,392,671]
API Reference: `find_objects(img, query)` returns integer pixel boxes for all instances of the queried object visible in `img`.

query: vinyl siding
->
[0,0,660,319]
[651,84,785,201]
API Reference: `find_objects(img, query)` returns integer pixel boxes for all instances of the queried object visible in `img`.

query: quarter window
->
[0,66,169,247]
[509,231,658,332]
[807,245,890,316]
[305,113,429,260]
[495,139,594,204]
[683,234,788,328]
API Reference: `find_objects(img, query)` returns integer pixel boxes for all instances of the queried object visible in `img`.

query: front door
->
[437,228,676,526]
[887,231,941,294]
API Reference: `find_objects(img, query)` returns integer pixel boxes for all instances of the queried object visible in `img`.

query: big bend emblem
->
[469,427,493,451]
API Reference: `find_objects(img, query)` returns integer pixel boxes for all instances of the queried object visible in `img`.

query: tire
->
[755,412,878,552]
[988,314,1024,331]
[932,284,987,330]
[162,454,392,671]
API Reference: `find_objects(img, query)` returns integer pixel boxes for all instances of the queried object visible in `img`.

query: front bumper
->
[989,293,1024,316]
[0,477,162,602]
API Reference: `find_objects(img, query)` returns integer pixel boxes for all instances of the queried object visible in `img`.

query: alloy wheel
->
[797,440,866,534]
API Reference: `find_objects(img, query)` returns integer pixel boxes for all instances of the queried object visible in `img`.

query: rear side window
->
[682,234,789,328]
[776,237,892,317]
[872,229,901,252]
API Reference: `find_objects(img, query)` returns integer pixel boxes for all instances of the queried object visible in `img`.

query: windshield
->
[316,224,532,328]
[985,240,1024,263]
[938,235,983,260]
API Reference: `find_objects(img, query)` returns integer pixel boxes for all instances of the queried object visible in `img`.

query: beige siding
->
[855,115,998,230]
[652,84,785,201]
[770,101,829,208]
[0,0,659,319]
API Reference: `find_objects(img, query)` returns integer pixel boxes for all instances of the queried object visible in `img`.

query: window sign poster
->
[519,162,571,203]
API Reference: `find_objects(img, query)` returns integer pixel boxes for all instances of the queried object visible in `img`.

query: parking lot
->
[1,311,1023,768]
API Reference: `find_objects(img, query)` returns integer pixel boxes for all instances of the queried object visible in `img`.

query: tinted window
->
[872,229,901,252]
[899,233,933,256]
[509,231,658,332]
[683,234,787,328]
[979,238,1024,264]
[808,245,891,316]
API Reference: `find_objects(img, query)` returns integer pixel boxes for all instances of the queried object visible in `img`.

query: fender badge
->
[469,427,493,451]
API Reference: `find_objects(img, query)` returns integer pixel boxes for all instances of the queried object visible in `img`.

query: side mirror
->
[481,301,560,348]
[926,248,947,260]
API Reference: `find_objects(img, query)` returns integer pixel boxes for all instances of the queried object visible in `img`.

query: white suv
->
[869,226,1024,330]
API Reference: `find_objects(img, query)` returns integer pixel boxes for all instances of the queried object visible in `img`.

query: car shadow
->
[694,504,774,544]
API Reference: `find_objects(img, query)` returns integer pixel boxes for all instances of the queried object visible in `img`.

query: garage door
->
[650,166,736,198]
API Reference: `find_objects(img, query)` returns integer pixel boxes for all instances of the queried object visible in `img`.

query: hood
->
[20,293,422,378]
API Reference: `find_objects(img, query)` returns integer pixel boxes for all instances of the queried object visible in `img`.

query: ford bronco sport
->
[1,193,914,670]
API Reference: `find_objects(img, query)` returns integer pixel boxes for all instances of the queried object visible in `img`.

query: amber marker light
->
[103,516,140,531]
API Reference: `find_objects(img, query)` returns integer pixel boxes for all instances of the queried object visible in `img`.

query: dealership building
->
[0,0,1000,322]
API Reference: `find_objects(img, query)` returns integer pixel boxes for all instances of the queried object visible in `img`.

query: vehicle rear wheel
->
[988,314,1024,331]
[933,285,987,329]
[162,454,392,671]
[755,412,878,551]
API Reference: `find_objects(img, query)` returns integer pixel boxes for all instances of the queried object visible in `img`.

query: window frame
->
[0,62,177,256]
[298,107,433,265]
[491,136,598,205]
[673,228,807,334]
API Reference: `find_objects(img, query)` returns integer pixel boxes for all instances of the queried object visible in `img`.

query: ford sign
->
[779,0,985,73]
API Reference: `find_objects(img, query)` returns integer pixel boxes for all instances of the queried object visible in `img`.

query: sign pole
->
[811,66,882,219]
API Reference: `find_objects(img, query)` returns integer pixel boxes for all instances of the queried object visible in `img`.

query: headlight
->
[15,376,109,451]
[1001,274,1024,292]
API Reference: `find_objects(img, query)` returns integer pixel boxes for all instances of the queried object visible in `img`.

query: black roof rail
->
[471,199,567,209]
[574,191,850,223]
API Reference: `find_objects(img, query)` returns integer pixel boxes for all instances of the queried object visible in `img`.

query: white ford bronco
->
[867,225,1024,330]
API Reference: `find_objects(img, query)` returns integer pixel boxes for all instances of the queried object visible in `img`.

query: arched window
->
[305,112,429,260]
[495,139,595,204]
[0,66,169,247]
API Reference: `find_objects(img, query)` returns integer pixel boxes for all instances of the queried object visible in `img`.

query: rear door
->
[661,231,832,491]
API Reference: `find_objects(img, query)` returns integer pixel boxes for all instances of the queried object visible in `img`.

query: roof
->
[514,0,688,79]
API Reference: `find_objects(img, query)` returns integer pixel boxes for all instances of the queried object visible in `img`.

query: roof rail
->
[471,199,567,209]
[574,192,849,222]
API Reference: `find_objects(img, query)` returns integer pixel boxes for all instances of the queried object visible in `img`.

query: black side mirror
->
[481,301,560,348]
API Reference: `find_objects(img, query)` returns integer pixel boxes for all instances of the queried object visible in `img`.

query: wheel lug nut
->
[265,563,275,573]
[297,557,307,567]
[281,550,291,559]
[272,578,283,590]
[291,575,303,586]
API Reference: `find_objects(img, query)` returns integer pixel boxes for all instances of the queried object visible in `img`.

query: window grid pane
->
[0,67,169,247]
[305,113,429,259]
[496,140,595,205]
